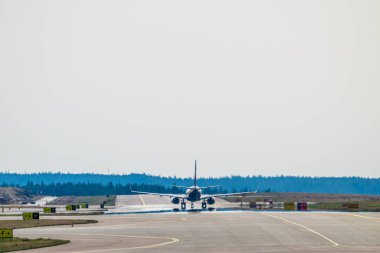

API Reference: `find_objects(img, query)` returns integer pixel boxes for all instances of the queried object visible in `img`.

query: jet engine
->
[171,197,180,204]
[206,197,215,205]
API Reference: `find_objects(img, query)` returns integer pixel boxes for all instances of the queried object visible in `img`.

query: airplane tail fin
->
[194,160,197,187]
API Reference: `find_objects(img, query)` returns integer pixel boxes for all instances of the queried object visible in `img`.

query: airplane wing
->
[201,185,261,199]
[130,188,186,199]
[200,191,259,199]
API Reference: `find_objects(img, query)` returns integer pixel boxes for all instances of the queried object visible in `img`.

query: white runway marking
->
[344,213,380,221]
[29,233,179,253]
[139,195,146,206]
[262,213,339,247]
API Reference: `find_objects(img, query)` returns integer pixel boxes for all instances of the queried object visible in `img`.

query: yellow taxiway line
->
[262,213,339,247]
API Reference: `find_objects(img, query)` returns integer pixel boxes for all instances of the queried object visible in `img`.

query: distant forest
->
[0,172,379,196]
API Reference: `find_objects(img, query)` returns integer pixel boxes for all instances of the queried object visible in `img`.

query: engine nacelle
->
[171,197,180,204]
[207,197,215,205]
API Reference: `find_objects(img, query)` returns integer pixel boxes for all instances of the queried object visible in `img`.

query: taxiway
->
[10,195,380,253]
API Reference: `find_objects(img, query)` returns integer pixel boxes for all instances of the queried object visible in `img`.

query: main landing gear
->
[178,201,212,212]
[181,201,186,211]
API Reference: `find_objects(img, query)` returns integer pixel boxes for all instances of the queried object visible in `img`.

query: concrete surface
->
[35,196,57,205]
[7,195,380,253]
[110,194,239,213]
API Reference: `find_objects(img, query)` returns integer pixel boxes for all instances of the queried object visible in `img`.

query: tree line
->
[12,182,225,196]
[0,172,379,195]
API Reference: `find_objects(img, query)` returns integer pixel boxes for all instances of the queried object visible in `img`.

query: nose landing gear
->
[191,202,194,209]
[202,201,207,210]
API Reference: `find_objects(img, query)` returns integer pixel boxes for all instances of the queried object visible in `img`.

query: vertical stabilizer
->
[194,160,197,187]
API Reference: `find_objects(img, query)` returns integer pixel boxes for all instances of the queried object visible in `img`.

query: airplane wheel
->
[202,202,207,209]
[191,203,194,209]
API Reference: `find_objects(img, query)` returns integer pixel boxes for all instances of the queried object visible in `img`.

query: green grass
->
[41,211,104,216]
[74,196,116,205]
[0,237,69,252]
[308,203,343,210]
[50,195,116,206]
[308,202,380,211]
[0,212,104,217]
[0,219,97,229]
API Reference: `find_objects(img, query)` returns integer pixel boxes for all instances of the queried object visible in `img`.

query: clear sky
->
[0,0,379,178]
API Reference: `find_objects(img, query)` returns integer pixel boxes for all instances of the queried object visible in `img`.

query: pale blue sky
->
[0,0,379,177]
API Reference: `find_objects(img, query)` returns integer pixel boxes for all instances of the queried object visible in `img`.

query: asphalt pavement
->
[10,195,380,253]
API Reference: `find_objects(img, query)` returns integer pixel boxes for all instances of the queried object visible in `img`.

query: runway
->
[111,194,239,213]
[11,195,380,253]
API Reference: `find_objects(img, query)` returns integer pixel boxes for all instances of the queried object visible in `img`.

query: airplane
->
[131,160,260,210]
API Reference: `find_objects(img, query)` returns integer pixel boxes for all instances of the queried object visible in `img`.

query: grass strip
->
[0,219,97,229]
[0,237,69,252]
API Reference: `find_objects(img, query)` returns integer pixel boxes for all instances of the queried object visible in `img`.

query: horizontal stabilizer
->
[199,185,222,189]
[172,185,191,189]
